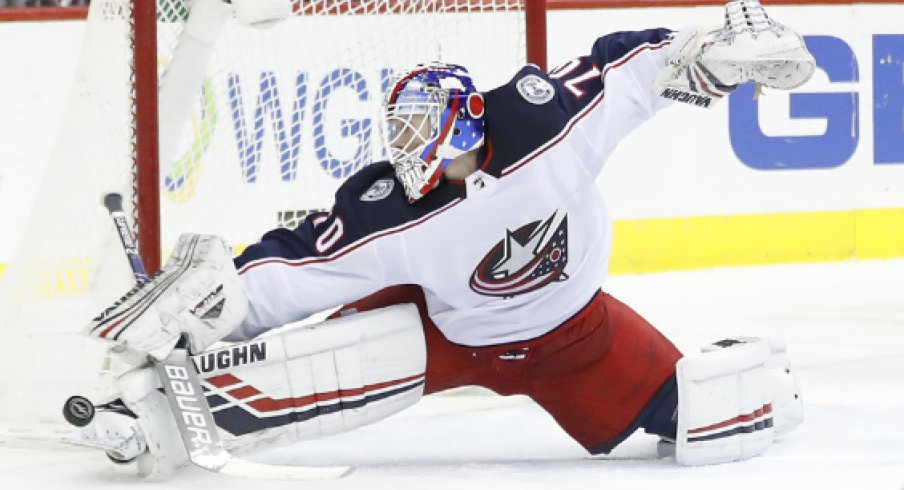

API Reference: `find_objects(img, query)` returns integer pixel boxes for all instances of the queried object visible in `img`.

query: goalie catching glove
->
[653,0,815,108]
[86,234,248,359]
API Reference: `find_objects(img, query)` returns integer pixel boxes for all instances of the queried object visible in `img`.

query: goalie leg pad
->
[90,304,423,476]
[195,303,426,454]
[675,337,774,465]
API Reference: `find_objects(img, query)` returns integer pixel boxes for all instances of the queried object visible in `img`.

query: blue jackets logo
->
[360,178,395,202]
[516,75,556,105]
[470,210,569,297]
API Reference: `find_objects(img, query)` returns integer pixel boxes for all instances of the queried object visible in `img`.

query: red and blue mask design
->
[383,63,485,202]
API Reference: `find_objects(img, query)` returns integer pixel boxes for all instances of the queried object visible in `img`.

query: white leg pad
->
[193,303,426,454]
[676,338,774,465]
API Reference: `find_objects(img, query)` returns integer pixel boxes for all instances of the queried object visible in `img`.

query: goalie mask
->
[382,63,485,202]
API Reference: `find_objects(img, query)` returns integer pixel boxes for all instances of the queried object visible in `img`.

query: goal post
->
[134,0,161,275]
[0,0,544,439]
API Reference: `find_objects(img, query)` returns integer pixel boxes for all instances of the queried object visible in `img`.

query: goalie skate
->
[654,0,815,107]
[63,367,191,479]
[62,399,148,464]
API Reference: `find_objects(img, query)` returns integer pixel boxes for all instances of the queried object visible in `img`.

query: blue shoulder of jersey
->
[234,161,460,269]
[479,28,673,177]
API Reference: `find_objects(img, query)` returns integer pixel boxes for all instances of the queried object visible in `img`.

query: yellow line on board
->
[0,208,902,282]
[852,207,904,259]
[610,207,904,274]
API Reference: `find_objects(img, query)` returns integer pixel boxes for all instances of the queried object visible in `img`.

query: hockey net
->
[0,0,533,440]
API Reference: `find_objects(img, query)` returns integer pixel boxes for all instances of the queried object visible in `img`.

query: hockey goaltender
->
[70,0,812,479]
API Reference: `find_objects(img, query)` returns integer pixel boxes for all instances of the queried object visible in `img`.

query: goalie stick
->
[103,193,150,284]
[65,192,351,480]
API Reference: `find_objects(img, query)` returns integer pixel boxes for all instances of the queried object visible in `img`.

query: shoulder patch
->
[360,178,395,202]
[516,75,555,105]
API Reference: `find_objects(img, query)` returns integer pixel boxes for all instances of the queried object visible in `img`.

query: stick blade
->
[216,457,352,480]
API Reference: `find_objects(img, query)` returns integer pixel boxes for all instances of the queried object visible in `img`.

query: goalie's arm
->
[532,28,677,179]
[230,166,414,341]
[231,222,395,340]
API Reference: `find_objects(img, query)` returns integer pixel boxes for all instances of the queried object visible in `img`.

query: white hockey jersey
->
[232,29,676,347]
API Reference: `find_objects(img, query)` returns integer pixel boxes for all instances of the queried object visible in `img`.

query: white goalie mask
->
[382,63,486,202]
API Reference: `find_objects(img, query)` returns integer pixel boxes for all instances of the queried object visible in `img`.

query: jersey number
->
[549,59,601,99]
[315,217,345,253]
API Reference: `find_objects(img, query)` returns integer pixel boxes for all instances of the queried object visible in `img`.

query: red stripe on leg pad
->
[228,385,261,400]
[688,403,772,434]
[233,373,425,413]
[206,374,242,388]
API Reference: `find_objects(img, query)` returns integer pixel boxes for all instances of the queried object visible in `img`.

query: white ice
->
[2,259,903,489]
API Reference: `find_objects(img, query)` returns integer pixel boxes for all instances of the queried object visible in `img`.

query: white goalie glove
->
[86,234,248,360]
[654,0,816,108]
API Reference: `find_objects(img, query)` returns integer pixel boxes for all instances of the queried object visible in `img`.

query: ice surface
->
[2,259,903,489]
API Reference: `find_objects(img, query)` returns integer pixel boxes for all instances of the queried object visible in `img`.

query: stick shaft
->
[103,193,149,283]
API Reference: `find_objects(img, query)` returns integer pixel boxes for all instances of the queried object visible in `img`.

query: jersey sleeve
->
[551,29,673,177]
[549,28,676,177]
[482,29,677,180]
[227,164,412,341]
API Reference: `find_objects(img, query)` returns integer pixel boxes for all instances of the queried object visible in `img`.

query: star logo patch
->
[469,210,569,297]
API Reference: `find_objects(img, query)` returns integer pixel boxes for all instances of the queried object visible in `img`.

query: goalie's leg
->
[666,336,804,465]
[66,367,192,479]
[333,287,684,453]
[202,303,426,453]
[73,303,425,477]
[332,287,804,463]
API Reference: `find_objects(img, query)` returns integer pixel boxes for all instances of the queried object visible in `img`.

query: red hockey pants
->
[331,285,681,453]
